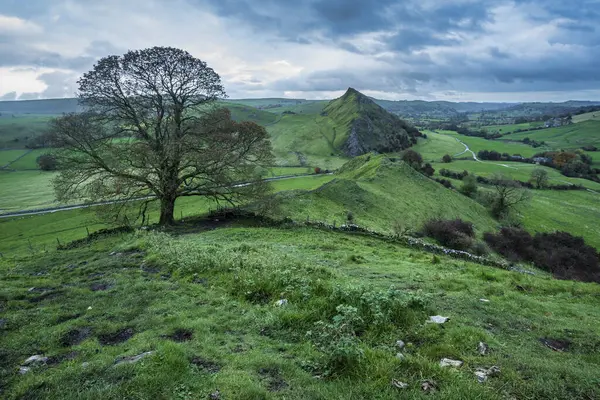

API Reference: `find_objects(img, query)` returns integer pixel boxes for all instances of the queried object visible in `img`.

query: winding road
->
[0,172,331,219]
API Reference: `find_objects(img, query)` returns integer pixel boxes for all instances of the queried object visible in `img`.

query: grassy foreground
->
[1,224,599,399]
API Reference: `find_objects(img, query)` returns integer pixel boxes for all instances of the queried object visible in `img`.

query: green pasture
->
[502,121,600,150]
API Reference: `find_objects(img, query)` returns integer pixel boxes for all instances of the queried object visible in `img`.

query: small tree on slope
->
[51,47,273,225]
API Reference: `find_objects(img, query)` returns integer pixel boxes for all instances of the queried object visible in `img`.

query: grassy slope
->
[483,122,544,134]
[502,120,600,149]
[412,131,465,162]
[439,131,542,157]
[276,155,498,235]
[0,171,58,212]
[1,225,599,399]
[573,111,600,123]
[0,115,54,148]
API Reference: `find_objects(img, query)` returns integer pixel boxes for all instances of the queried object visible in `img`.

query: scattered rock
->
[395,353,405,361]
[391,379,408,389]
[81,362,90,368]
[396,340,405,349]
[440,358,463,368]
[23,355,48,366]
[428,315,449,324]
[191,357,221,373]
[90,283,112,291]
[209,390,221,400]
[421,380,437,393]
[478,342,489,356]
[475,366,501,383]
[163,328,193,342]
[115,351,154,365]
[275,299,288,307]
[61,327,92,346]
[539,338,570,352]
[98,327,134,345]
[19,366,30,375]
[479,298,490,303]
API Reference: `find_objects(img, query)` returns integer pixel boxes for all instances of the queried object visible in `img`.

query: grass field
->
[0,115,55,148]
[502,120,600,150]
[483,121,544,134]
[573,111,600,124]
[0,171,58,212]
[412,131,465,162]
[8,149,52,170]
[432,160,600,191]
[438,131,543,158]
[1,223,599,399]
[523,190,600,249]
[0,149,29,167]
[0,174,336,256]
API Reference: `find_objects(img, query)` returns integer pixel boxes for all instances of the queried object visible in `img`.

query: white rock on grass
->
[479,298,490,303]
[478,341,489,355]
[428,315,450,324]
[395,353,405,360]
[396,340,405,349]
[114,351,154,366]
[23,355,48,366]
[19,366,31,375]
[475,366,501,383]
[439,358,463,368]
[391,379,408,389]
[275,299,288,307]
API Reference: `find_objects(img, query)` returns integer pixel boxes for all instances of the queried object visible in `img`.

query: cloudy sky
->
[1,0,599,102]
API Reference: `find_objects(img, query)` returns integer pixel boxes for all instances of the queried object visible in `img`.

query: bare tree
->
[530,168,549,189]
[51,47,273,225]
[483,174,531,218]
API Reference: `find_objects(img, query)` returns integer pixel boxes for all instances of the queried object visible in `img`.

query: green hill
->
[276,154,498,234]
[323,88,419,156]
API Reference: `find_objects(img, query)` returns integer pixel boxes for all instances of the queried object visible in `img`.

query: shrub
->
[37,154,58,171]
[422,218,475,251]
[402,149,423,169]
[459,175,478,197]
[421,162,435,177]
[442,154,452,163]
[314,167,322,174]
[484,228,600,282]
[306,305,364,374]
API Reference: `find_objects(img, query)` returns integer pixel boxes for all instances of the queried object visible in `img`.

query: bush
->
[402,149,423,169]
[422,218,475,251]
[37,154,57,171]
[459,175,478,197]
[442,154,452,163]
[484,228,600,282]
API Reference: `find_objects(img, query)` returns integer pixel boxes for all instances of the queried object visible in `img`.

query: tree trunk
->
[159,196,176,225]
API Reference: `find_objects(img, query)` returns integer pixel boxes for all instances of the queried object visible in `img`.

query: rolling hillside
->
[275,154,498,234]
[502,120,600,149]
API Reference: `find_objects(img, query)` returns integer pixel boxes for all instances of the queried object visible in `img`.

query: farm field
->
[0,115,55,147]
[483,121,544,134]
[412,131,465,162]
[432,160,600,190]
[0,149,29,167]
[0,174,336,256]
[573,111,600,123]
[0,171,58,212]
[502,120,600,150]
[437,131,543,157]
